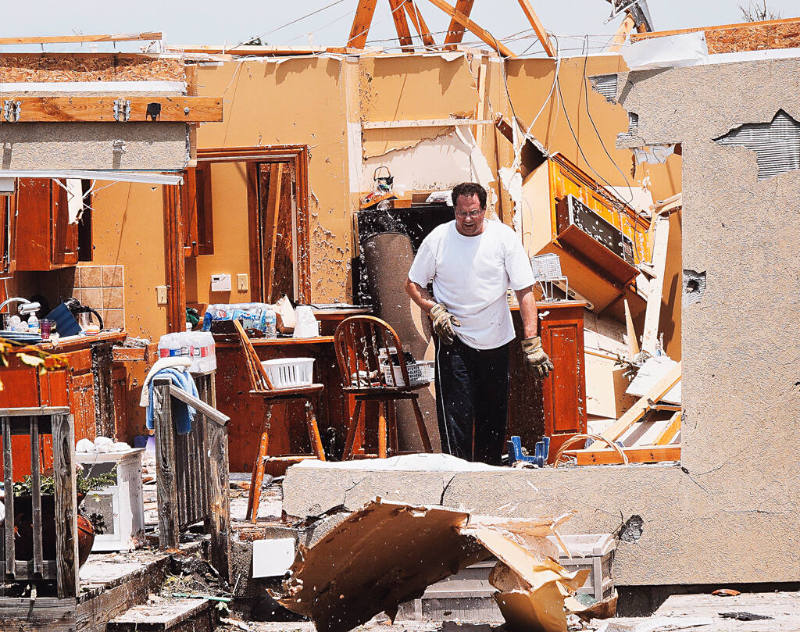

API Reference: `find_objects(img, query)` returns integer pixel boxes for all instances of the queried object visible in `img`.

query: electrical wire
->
[231,0,349,50]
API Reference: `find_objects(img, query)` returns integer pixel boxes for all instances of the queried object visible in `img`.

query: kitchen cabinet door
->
[70,371,97,442]
[14,178,79,270]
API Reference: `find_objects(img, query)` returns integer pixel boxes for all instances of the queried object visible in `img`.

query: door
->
[255,162,297,303]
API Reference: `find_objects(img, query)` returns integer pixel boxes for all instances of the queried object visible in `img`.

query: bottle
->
[27,313,39,333]
[264,306,277,338]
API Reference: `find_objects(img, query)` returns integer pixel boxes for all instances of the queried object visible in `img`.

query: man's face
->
[454,193,486,236]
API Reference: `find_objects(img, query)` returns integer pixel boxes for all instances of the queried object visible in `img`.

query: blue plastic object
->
[507,435,550,467]
[45,302,81,337]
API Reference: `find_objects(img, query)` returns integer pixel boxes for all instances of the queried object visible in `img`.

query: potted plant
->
[11,467,116,568]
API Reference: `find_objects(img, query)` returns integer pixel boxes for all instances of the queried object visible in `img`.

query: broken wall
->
[284,54,800,587]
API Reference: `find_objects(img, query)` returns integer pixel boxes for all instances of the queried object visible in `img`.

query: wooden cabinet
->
[508,302,588,461]
[539,302,587,460]
[69,371,96,443]
[14,178,78,271]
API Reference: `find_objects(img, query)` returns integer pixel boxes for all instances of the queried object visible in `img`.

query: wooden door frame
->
[196,146,312,305]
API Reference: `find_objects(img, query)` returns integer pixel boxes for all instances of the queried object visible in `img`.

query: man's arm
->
[515,285,538,338]
[405,278,437,315]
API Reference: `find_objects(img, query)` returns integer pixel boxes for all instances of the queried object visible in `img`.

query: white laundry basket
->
[261,357,315,388]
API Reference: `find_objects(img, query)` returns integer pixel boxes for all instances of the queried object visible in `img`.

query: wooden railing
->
[1,406,78,599]
[151,372,231,581]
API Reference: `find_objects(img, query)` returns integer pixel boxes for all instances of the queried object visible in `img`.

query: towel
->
[146,367,198,435]
[140,356,193,407]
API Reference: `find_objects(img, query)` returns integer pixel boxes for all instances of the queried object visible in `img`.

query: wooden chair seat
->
[234,320,325,521]
[333,316,433,460]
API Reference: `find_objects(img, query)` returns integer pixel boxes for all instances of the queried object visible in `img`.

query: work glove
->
[521,336,554,378]
[429,303,461,345]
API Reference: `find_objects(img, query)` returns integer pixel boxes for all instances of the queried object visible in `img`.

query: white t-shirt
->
[408,219,534,350]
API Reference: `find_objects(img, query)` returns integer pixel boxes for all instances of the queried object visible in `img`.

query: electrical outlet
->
[156,285,168,305]
[237,273,249,292]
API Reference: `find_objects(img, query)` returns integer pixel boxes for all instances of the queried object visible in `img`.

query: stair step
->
[107,598,216,632]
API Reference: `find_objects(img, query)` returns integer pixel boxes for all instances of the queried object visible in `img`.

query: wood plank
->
[654,411,681,445]
[163,184,187,333]
[362,118,493,129]
[0,32,161,45]
[0,97,222,123]
[563,445,680,465]
[443,0,474,44]
[262,163,283,303]
[53,413,79,598]
[641,215,670,355]
[426,0,514,56]
[348,0,379,48]
[30,417,43,576]
[168,384,229,426]
[388,0,415,52]
[589,361,681,449]
[0,406,70,417]
[153,379,179,550]
[0,559,56,579]
[516,0,555,57]
[201,374,231,582]
[608,13,635,52]
[404,1,436,47]
[630,16,800,41]
[624,298,639,356]
[3,416,15,578]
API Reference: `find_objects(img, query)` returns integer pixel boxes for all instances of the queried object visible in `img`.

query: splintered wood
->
[0,54,185,83]
[631,18,800,54]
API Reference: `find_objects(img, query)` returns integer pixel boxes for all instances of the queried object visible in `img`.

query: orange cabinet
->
[508,302,587,461]
[539,302,587,461]
[14,178,78,271]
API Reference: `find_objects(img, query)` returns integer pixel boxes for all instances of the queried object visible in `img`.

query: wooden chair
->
[333,316,433,459]
[233,319,325,521]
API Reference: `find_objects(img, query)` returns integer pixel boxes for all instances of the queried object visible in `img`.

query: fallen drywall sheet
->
[0,122,189,170]
[622,32,709,71]
[276,500,487,632]
[626,356,681,404]
[277,499,590,632]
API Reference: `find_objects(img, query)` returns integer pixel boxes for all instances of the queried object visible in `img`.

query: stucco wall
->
[283,56,800,587]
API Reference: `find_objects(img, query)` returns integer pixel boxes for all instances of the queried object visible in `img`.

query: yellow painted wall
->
[193,56,354,303]
[84,52,681,350]
[91,181,167,341]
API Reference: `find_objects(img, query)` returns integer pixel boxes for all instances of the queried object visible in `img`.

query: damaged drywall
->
[361,127,495,196]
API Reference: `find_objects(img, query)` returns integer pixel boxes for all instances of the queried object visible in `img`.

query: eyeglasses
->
[454,209,485,219]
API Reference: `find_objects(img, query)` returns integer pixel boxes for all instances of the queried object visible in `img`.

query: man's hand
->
[429,303,461,345]
[521,336,554,378]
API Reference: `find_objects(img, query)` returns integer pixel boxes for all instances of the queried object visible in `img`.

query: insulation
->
[589,74,618,103]
[714,109,800,180]
[0,54,185,83]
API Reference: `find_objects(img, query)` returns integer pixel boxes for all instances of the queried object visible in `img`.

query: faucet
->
[0,298,41,328]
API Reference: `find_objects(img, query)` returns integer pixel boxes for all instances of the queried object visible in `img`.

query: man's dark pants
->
[434,336,510,465]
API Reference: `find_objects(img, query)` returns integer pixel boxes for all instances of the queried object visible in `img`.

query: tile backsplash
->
[74,265,125,330]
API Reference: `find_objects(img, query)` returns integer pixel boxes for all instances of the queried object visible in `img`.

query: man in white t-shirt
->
[405,182,553,464]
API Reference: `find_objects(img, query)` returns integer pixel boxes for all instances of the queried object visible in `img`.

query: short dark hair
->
[451,182,487,209]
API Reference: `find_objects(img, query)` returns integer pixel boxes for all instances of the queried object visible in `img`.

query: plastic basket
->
[531,253,562,281]
[382,361,423,387]
[261,357,315,388]
[416,360,435,383]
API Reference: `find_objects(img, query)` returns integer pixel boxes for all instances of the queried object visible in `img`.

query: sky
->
[2,1,798,56]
